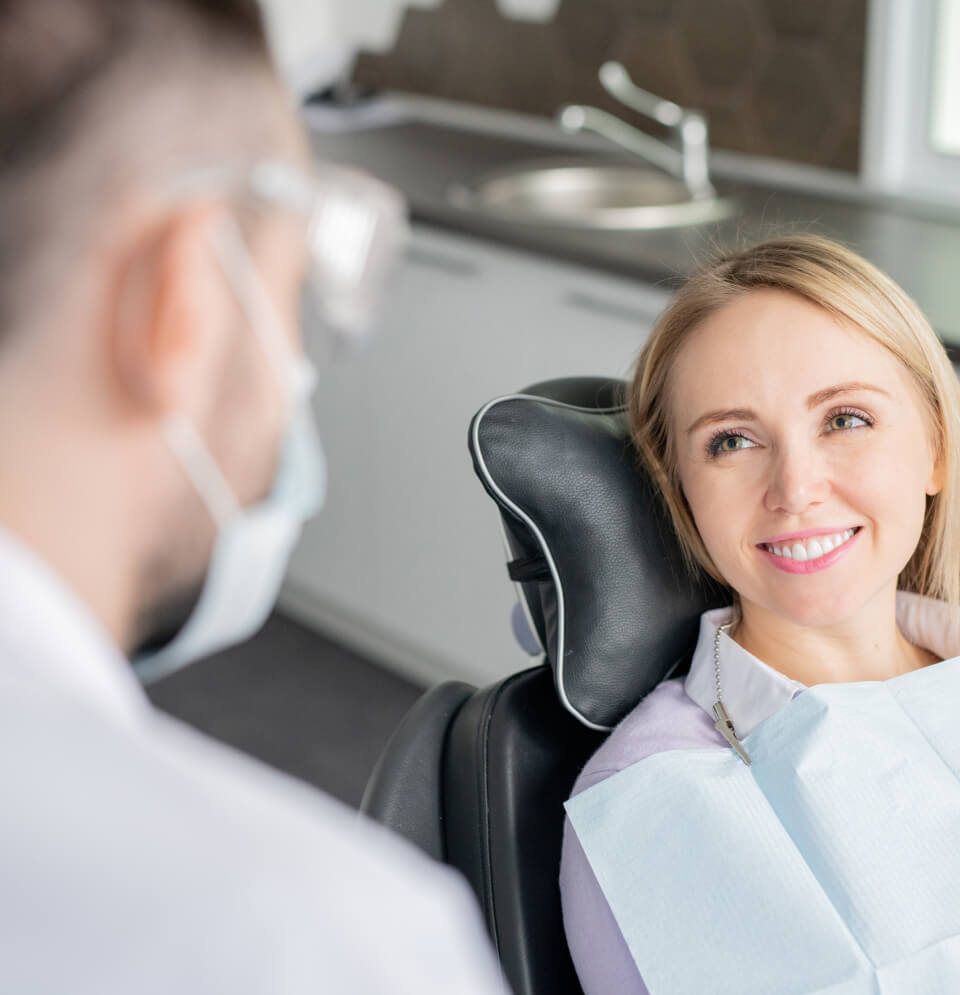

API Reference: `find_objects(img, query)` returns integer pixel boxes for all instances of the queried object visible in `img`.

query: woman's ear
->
[926,455,946,496]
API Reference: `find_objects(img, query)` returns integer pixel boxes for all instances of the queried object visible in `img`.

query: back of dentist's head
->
[0,0,320,667]
[0,0,304,331]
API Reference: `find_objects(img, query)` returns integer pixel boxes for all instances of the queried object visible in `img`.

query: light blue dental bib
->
[565,656,960,995]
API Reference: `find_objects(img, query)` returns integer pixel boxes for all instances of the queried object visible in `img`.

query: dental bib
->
[565,655,960,995]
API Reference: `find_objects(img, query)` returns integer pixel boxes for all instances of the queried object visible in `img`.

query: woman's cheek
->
[838,443,923,527]
[684,484,742,579]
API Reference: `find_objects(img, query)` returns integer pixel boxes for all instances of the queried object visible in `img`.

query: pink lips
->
[759,528,861,574]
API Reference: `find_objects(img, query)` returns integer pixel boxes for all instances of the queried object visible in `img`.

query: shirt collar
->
[683,590,960,737]
[0,527,148,724]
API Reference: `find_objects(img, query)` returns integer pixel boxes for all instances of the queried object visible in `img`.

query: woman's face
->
[669,288,943,627]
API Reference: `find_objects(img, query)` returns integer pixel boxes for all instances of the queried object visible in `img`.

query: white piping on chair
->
[471,392,626,733]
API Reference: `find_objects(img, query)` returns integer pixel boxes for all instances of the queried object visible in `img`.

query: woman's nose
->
[763,444,831,514]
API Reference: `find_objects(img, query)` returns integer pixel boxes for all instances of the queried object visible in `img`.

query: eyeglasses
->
[246,160,409,344]
[169,158,410,349]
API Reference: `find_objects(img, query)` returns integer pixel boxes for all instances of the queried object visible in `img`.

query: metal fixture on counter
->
[559,61,715,201]
[447,62,735,231]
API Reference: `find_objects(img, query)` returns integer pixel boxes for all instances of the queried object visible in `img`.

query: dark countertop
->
[307,108,960,347]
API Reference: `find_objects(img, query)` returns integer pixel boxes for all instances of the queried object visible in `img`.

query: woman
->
[559,235,960,995]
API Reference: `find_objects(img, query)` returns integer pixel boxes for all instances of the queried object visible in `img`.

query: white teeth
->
[763,528,858,561]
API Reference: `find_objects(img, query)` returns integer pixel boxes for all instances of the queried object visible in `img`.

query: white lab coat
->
[0,528,510,994]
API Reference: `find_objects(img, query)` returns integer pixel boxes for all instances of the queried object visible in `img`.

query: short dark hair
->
[0,0,282,336]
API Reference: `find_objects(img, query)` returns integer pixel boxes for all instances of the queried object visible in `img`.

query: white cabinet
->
[281,225,670,688]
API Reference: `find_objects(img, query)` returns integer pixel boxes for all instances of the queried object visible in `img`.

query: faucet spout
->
[557,62,716,200]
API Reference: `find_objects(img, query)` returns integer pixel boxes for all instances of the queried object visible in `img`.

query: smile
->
[761,528,859,561]
[757,527,862,574]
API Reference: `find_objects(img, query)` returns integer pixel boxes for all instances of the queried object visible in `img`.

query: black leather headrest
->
[468,377,727,731]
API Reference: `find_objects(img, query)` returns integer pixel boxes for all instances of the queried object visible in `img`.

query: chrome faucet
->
[557,61,715,200]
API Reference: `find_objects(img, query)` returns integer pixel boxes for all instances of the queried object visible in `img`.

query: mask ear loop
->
[163,413,239,528]
[209,217,300,394]
[160,218,296,530]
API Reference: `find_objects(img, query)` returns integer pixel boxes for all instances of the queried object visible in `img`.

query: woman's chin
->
[741,590,870,631]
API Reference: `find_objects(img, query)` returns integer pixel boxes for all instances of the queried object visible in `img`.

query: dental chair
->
[360,378,727,995]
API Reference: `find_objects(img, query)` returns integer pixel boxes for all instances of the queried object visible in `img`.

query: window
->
[931,0,960,154]
[862,0,960,202]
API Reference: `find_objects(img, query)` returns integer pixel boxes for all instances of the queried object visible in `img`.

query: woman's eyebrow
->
[804,381,891,408]
[685,408,757,435]
[685,382,891,435]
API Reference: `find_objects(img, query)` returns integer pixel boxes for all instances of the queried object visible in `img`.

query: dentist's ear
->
[107,202,231,421]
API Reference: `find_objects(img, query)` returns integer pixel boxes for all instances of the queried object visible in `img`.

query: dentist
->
[0,1,508,992]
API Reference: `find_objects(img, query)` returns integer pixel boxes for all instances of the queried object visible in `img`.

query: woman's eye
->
[710,433,757,455]
[827,412,868,431]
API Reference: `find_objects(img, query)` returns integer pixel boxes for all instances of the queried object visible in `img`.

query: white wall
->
[282,226,668,688]
[261,0,338,93]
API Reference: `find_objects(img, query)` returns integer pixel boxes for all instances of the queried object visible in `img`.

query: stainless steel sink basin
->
[448,159,737,230]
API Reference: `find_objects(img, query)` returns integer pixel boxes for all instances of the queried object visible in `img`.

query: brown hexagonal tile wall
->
[682,0,764,90]
[552,1,620,73]
[594,0,673,23]
[608,18,699,110]
[350,0,866,172]
[753,45,836,163]
[763,0,834,39]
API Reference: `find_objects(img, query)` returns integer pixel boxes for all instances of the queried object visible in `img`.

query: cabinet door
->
[282,226,670,687]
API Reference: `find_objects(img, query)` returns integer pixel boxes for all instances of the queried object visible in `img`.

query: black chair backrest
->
[360,681,474,861]
[469,377,727,731]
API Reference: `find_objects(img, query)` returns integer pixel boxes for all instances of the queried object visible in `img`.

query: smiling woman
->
[559,235,960,995]
[628,239,960,686]
[631,237,960,624]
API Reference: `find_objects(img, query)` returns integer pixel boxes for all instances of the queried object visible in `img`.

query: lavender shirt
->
[559,592,956,995]
[559,678,728,995]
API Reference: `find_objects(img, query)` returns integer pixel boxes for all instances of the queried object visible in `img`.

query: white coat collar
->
[0,526,148,724]
[683,590,960,738]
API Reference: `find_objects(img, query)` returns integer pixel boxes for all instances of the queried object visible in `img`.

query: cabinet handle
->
[563,289,663,326]
[405,245,480,278]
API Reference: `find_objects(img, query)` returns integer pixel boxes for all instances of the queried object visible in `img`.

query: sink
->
[448,158,737,230]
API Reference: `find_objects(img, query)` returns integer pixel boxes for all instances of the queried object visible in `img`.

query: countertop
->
[305,95,960,347]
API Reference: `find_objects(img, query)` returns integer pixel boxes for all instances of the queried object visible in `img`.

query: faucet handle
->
[598,61,685,128]
[573,61,714,200]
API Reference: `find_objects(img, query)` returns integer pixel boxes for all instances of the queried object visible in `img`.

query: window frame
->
[862,0,960,202]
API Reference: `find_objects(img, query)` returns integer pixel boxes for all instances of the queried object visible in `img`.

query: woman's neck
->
[731,588,939,687]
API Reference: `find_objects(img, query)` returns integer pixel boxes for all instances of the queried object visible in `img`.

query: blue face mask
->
[133,221,326,686]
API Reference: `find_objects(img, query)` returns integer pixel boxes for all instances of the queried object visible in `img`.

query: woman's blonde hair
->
[628,234,960,609]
